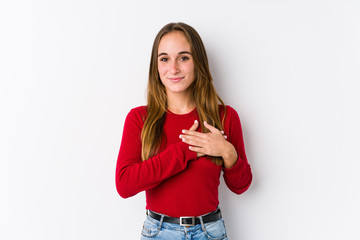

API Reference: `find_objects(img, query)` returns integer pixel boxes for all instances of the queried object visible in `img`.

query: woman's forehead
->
[158,31,191,54]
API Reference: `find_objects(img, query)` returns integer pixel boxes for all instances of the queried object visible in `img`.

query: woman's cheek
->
[157,63,167,75]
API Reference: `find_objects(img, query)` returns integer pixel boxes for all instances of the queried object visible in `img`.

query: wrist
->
[222,142,238,169]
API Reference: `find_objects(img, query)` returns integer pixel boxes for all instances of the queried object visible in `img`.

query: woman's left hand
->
[179,121,238,169]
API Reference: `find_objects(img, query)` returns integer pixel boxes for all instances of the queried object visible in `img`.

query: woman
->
[115,22,252,240]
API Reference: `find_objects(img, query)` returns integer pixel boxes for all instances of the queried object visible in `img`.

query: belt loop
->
[158,214,164,230]
[198,215,206,231]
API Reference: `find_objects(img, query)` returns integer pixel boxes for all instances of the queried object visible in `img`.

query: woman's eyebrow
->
[179,51,192,55]
[157,51,192,57]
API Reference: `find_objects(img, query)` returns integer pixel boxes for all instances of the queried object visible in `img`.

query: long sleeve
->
[222,106,252,194]
[115,107,197,198]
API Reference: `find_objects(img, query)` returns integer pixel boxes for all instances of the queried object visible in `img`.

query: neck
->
[166,91,195,114]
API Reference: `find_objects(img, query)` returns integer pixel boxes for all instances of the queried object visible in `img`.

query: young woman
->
[116,22,252,240]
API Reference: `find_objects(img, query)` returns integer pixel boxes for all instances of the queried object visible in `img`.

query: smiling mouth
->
[168,77,184,83]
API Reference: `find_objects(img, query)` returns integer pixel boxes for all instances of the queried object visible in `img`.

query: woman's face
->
[157,31,195,96]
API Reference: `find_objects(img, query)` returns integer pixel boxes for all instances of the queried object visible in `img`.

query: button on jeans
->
[140,214,228,240]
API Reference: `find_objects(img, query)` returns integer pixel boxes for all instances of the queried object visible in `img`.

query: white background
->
[1,0,359,239]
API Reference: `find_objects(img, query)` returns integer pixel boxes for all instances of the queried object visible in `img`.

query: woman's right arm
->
[115,107,197,198]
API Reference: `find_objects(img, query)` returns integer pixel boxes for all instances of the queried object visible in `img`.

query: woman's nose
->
[169,61,179,74]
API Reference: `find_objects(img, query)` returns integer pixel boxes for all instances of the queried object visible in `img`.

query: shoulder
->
[129,105,147,115]
[219,105,240,120]
[126,105,148,122]
[219,105,243,133]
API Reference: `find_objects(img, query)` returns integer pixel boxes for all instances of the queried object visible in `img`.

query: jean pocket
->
[141,216,161,238]
[203,218,227,240]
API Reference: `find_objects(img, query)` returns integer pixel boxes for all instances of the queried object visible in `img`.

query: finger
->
[182,136,206,146]
[182,134,204,143]
[181,129,207,139]
[204,121,221,134]
[188,145,205,154]
[180,120,200,140]
[189,120,199,131]
[180,134,207,144]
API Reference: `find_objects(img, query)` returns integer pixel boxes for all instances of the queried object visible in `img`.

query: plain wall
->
[0,0,359,239]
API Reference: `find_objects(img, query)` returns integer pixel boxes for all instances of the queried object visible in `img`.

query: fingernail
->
[194,120,198,123]
[204,121,207,124]
[182,130,186,133]
[182,137,186,142]
[179,135,183,138]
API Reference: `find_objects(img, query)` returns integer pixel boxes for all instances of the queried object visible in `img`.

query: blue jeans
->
[140,214,228,240]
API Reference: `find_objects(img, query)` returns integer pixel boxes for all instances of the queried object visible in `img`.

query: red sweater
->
[115,105,252,217]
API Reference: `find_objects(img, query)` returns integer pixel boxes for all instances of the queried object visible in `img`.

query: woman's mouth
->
[168,77,184,83]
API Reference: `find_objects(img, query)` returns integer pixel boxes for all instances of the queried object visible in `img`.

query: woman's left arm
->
[221,106,252,194]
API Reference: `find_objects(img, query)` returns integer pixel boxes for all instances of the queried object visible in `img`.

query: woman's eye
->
[180,56,189,61]
[159,57,168,62]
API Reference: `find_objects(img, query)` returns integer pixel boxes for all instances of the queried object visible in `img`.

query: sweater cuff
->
[179,141,198,161]
[222,156,244,174]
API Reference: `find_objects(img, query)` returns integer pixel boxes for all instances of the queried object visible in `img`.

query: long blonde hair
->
[141,22,226,165]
